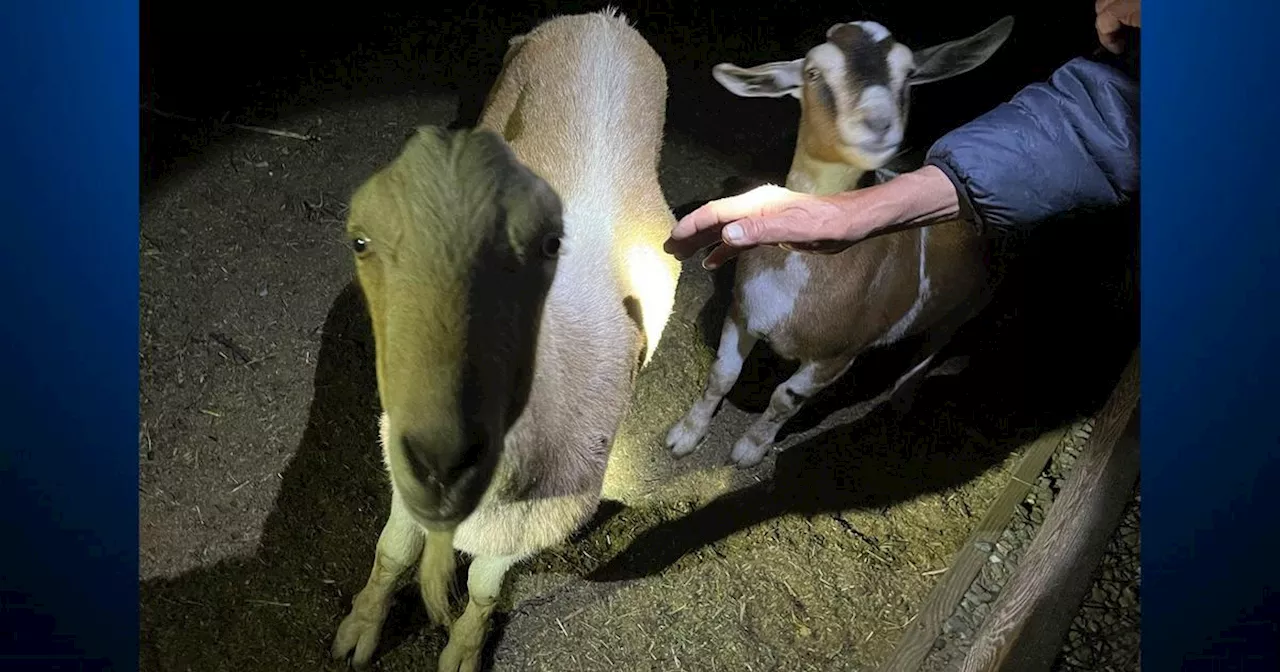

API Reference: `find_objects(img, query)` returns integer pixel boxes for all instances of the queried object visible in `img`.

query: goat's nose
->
[401,433,480,490]
[865,115,894,136]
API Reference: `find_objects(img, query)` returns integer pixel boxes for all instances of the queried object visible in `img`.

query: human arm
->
[665,54,1139,268]
[663,166,962,268]
[924,55,1139,235]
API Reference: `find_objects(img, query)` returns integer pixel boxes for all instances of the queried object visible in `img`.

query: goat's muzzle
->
[398,431,495,527]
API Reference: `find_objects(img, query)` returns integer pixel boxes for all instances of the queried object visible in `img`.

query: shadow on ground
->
[140,281,455,670]
[590,196,1139,582]
[140,201,1137,671]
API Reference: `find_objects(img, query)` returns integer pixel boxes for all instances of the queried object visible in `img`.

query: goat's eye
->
[805,67,821,81]
[540,233,562,259]
[351,237,370,254]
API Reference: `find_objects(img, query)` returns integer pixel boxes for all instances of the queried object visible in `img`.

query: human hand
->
[663,185,865,269]
[1096,0,1140,55]
[663,165,962,270]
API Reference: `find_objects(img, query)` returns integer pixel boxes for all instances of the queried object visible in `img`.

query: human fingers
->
[1096,10,1125,54]
[779,239,855,254]
[700,209,835,269]
[701,241,754,270]
[719,205,840,248]
[1096,0,1140,28]
[663,226,726,260]
[663,205,814,262]
[666,186,799,254]
[702,232,854,270]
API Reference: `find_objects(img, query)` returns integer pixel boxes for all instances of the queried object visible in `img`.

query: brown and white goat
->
[666,17,1014,467]
[330,9,680,672]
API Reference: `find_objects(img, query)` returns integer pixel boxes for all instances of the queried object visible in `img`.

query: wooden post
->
[878,426,1068,672]
[958,349,1140,672]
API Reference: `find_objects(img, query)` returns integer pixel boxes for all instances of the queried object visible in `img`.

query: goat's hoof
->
[331,607,387,670]
[437,629,486,672]
[729,437,770,468]
[665,417,708,458]
[437,644,482,672]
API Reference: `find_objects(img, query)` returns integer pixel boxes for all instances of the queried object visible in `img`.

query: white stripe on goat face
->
[850,20,892,43]
[802,21,915,170]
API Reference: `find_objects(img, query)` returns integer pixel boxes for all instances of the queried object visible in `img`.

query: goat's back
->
[478,9,670,229]
[460,10,679,533]
[479,9,677,330]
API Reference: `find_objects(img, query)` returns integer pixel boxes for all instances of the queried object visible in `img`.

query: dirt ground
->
[139,4,1137,671]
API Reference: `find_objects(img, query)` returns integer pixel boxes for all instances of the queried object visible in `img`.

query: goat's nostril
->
[401,434,471,488]
[866,116,893,136]
[401,431,487,488]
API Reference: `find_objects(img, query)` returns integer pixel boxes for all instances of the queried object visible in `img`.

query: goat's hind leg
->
[436,553,524,672]
[333,493,425,669]
[886,308,974,416]
[666,305,758,457]
[729,354,857,468]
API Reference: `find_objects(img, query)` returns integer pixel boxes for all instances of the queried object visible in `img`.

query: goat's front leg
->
[436,553,523,672]
[332,493,425,669]
[730,355,856,468]
[666,306,757,457]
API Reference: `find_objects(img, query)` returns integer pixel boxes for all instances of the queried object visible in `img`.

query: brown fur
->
[740,216,986,364]
[669,18,1010,467]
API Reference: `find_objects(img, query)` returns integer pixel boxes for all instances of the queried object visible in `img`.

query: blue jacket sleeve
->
[923,57,1139,234]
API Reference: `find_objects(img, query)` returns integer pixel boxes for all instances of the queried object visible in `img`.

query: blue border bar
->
[0,2,140,669]
[1144,0,1280,668]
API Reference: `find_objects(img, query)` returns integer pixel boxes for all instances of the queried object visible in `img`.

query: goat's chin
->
[841,144,898,171]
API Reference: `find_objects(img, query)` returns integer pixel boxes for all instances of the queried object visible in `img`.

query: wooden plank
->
[878,424,1071,672]
[959,349,1140,672]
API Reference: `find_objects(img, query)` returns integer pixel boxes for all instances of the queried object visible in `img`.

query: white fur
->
[855,85,896,123]
[852,20,892,42]
[874,227,932,347]
[564,21,625,249]
[887,43,914,85]
[842,84,904,153]
[740,251,811,336]
[666,309,758,457]
[808,43,847,82]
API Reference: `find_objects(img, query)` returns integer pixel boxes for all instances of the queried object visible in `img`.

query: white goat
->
[330,9,680,671]
[666,17,1014,467]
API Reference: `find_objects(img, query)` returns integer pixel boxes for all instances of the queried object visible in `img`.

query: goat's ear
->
[908,16,1014,86]
[712,59,805,99]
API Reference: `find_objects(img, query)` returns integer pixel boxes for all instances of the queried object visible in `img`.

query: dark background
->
[141,0,1099,194]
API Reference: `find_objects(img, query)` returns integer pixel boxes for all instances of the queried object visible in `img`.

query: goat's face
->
[347,127,563,530]
[712,16,1015,171]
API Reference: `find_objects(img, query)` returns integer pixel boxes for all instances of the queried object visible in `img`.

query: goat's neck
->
[785,137,864,196]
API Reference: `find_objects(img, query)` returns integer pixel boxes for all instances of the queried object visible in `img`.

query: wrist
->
[825,165,959,241]
[892,165,962,224]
